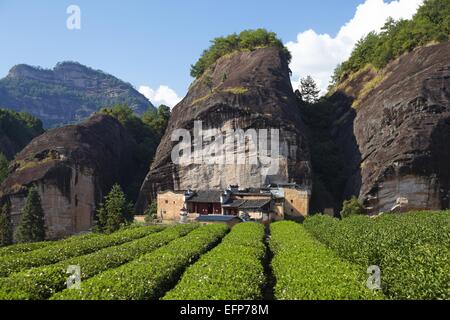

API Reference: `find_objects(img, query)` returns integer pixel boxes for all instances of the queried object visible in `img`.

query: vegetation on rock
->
[330,0,450,87]
[190,29,291,79]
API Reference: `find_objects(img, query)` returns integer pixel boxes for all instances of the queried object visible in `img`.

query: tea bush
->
[0,225,163,277]
[0,224,196,300]
[303,212,450,299]
[163,222,266,300]
[51,224,229,300]
[270,221,381,300]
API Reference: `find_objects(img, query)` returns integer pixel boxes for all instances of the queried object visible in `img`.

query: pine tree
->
[0,203,13,246]
[95,184,133,233]
[0,153,9,184]
[16,187,46,242]
[299,75,320,104]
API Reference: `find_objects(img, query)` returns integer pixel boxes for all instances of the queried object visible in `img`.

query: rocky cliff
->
[0,62,154,128]
[0,114,138,239]
[330,42,450,213]
[136,47,312,212]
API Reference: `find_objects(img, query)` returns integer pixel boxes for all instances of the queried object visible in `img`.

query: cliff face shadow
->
[299,91,362,215]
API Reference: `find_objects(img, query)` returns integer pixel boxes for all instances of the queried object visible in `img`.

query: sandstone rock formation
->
[0,114,138,239]
[136,47,312,212]
[0,62,154,128]
[330,42,450,213]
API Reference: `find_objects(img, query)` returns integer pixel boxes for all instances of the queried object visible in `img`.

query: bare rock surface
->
[136,47,312,212]
[331,42,450,213]
[0,114,138,239]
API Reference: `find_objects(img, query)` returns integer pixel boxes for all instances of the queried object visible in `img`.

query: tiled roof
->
[186,190,223,203]
[239,199,272,209]
[222,198,271,209]
[196,215,242,222]
[222,199,246,208]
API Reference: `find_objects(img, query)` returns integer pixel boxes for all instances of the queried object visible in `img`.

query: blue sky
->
[0,0,423,106]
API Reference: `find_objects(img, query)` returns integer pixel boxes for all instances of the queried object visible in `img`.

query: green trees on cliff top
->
[190,28,291,79]
[331,0,450,87]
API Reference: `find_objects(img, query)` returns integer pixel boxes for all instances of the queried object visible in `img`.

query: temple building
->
[156,184,310,224]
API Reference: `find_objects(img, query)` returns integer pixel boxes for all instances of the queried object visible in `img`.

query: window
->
[291,209,294,213]
[291,199,294,203]
[165,200,168,204]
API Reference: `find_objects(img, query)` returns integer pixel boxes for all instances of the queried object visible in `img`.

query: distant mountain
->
[0,62,155,128]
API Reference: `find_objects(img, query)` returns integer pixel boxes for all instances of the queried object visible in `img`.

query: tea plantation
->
[0,211,448,300]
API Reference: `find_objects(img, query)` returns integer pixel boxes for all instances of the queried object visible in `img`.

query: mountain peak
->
[0,62,154,128]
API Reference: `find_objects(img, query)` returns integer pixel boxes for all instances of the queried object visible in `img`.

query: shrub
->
[303,212,450,299]
[51,224,229,300]
[0,225,161,277]
[163,222,266,300]
[270,221,380,300]
[0,224,198,300]
[340,196,365,218]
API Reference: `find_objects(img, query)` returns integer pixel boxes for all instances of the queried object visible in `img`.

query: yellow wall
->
[283,188,310,217]
[156,191,185,221]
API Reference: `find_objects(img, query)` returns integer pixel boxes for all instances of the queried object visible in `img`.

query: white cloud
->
[138,85,182,108]
[287,0,424,94]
